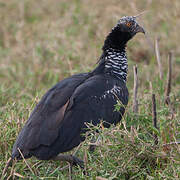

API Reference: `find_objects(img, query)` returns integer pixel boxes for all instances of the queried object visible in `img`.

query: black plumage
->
[12,16,145,161]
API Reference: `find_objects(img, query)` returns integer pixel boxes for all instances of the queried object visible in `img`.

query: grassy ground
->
[0,0,180,179]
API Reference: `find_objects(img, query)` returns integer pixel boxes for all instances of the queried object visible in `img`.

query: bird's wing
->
[12,73,128,160]
[70,74,128,126]
[38,74,128,156]
[28,75,128,159]
[12,73,90,158]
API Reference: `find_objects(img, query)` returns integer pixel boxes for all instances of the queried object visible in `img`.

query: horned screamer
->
[11,16,145,167]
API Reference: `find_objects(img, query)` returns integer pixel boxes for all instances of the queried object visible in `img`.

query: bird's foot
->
[71,155,84,168]
[52,154,84,168]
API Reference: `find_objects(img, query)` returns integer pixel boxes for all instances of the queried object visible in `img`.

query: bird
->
[11,16,145,166]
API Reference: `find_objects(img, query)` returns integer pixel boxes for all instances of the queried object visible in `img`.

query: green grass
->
[0,0,180,179]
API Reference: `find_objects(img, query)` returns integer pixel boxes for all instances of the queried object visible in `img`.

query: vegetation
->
[0,0,179,179]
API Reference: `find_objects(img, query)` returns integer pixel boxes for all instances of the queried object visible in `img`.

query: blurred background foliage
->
[0,0,179,92]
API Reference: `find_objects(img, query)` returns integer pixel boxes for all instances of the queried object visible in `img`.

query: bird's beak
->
[132,15,145,34]
[133,11,147,34]
[136,25,145,34]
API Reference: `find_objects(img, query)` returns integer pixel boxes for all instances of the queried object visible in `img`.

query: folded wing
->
[12,74,128,160]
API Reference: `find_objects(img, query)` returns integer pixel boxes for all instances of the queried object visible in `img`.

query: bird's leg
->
[57,144,83,171]
[52,154,84,168]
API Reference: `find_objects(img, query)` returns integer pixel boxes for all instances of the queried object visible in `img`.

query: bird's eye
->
[126,22,132,27]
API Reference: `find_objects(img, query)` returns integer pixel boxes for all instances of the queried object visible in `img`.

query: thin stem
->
[155,38,163,80]
[165,51,172,105]
[133,65,138,113]
[152,94,158,145]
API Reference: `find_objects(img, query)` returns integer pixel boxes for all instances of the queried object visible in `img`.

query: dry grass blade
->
[152,94,158,145]
[96,177,108,180]
[67,58,73,76]
[133,65,138,113]
[162,141,180,146]
[6,159,16,180]
[59,165,69,171]
[1,157,13,179]
[68,162,72,180]
[149,81,153,93]
[155,38,163,80]
[18,148,35,175]
[73,143,82,156]
[165,51,173,105]
[13,172,25,178]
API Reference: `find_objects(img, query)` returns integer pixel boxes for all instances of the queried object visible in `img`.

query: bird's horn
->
[133,10,148,18]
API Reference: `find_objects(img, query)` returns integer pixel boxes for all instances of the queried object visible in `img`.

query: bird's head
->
[103,16,145,50]
[116,16,145,36]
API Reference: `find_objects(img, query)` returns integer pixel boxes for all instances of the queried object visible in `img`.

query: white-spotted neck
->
[104,48,128,82]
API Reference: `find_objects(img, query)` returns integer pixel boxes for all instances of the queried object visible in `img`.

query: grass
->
[0,0,180,179]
